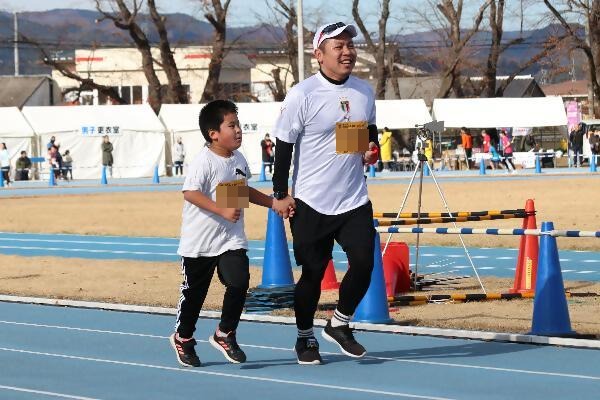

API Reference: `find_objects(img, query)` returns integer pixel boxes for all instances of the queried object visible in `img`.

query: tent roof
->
[0,107,35,137]
[22,104,165,134]
[432,97,567,128]
[375,99,432,129]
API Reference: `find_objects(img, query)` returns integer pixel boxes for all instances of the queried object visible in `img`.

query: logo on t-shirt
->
[235,168,247,177]
[340,98,350,116]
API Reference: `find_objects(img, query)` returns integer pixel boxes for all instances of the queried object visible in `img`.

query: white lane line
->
[576,271,596,274]
[497,257,515,260]
[470,256,488,259]
[561,269,575,273]
[453,266,471,269]
[1,320,598,381]
[0,245,175,257]
[477,267,496,270]
[0,385,102,400]
[560,259,572,262]
[0,237,177,248]
[582,260,600,263]
[0,347,454,400]
[445,255,464,258]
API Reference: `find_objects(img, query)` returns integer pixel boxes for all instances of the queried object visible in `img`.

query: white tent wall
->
[0,107,35,176]
[431,97,568,128]
[375,99,432,128]
[22,105,166,180]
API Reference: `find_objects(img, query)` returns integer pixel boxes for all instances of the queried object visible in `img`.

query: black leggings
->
[290,200,375,330]
[175,249,249,338]
[1,167,9,184]
[174,161,184,175]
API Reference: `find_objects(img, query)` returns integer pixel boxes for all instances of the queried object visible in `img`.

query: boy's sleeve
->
[272,89,306,144]
[182,159,209,193]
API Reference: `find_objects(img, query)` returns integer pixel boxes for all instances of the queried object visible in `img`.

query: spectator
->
[481,129,491,153]
[47,136,56,150]
[63,150,73,180]
[590,129,600,165]
[48,144,63,179]
[525,131,537,152]
[15,150,32,181]
[489,143,501,170]
[380,127,393,171]
[174,137,186,176]
[569,122,585,167]
[499,129,515,172]
[260,133,275,174]
[460,127,473,169]
[102,135,114,177]
[0,142,11,186]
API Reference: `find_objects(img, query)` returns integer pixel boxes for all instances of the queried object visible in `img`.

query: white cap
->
[313,22,358,50]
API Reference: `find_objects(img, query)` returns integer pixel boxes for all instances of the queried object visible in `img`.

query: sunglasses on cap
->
[322,22,346,34]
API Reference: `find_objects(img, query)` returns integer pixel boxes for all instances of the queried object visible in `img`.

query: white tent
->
[159,103,282,175]
[375,99,432,129]
[0,107,35,165]
[431,97,568,128]
[22,104,166,180]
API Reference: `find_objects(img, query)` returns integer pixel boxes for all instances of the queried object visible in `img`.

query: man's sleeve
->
[273,139,294,193]
[367,95,379,147]
[272,89,305,144]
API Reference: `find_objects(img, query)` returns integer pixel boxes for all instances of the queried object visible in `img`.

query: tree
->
[200,0,231,102]
[352,0,391,99]
[543,0,600,117]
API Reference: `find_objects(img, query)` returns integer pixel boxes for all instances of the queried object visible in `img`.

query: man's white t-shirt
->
[177,146,251,258]
[273,72,376,215]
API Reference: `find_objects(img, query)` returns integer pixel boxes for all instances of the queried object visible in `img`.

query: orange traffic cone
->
[510,199,539,294]
[321,259,340,290]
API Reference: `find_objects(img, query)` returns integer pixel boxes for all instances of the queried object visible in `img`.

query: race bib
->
[216,179,249,208]
[336,121,369,154]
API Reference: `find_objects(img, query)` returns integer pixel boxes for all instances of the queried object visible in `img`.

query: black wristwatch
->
[273,191,288,200]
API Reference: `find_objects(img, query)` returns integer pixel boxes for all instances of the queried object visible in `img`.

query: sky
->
[0,0,555,33]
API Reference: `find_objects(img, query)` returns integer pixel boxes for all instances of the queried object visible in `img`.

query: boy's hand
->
[288,205,296,218]
[273,196,295,219]
[219,208,242,223]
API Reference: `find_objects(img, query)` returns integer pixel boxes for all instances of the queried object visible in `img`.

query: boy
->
[170,100,279,367]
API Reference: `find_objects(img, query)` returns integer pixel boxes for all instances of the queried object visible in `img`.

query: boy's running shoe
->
[169,333,201,367]
[321,321,366,358]
[294,336,323,365]
[209,331,247,363]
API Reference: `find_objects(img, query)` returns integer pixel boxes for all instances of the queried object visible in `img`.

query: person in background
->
[489,142,502,170]
[15,150,32,181]
[499,129,515,172]
[102,135,114,177]
[0,142,11,186]
[260,133,275,174]
[47,136,56,150]
[569,123,585,167]
[380,127,393,171]
[590,129,600,165]
[481,129,491,153]
[174,137,186,176]
[460,127,473,169]
[63,150,73,180]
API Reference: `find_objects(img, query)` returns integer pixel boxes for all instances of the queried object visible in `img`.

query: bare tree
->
[544,0,600,117]
[352,0,391,99]
[200,0,231,102]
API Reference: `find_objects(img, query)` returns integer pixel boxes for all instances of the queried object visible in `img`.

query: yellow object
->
[380,129,393,162]
[424,139,433,160]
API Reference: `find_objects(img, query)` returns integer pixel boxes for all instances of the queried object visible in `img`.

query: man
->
[15,150,32,181]
[271,22,379,365]
[460,127,473,169]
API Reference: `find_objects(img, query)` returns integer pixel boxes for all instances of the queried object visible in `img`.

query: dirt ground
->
[1,176,599,336]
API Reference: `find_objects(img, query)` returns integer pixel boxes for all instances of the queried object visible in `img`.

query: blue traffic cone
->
[535,154,542,173]
[529,221,575,336]
[258,163,267,182]
[49,169,56,186]
[479,159,486,175]
[353,220,392,324]
[101,166,108,185]
[153,165,160,184]
[590,155,597,173]
[259,208,294,288]
[0,172,4,188]
[369,164,376,177]
[423,161,430,176]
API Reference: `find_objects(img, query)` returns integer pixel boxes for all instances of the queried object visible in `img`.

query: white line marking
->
[575,271,596,274]
[560,259,572,262]
[582,260,600,263]
[446,255,464,258]
[561,269,575,273]
[497,257,515,260]
[470,256,488,259]
[0,237,177,248]
[1,320,598,381]
[0,347,455,400]
[477,267,495,270]
[421,254,437,257]
[0,245,175,257]
[453,266,470,269]
[0,385,102,400]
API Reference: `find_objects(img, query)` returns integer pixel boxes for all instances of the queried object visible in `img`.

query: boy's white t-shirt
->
[177,146,251,258]
[273,72,376,215]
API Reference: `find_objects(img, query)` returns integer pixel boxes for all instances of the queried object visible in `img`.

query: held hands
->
[272,196,296,219]
[219,207,242,223]
[363,142,379,165]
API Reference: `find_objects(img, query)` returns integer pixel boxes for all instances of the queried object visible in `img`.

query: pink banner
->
[566,101,581,131]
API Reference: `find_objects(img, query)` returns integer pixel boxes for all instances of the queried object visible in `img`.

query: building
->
[0,75,62,108]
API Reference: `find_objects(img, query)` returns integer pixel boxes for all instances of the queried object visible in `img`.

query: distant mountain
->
[0,8,583,82]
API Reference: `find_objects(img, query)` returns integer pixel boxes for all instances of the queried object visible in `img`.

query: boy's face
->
[210,112,242,151]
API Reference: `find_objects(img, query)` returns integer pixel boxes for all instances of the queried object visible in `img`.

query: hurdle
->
[374,209,528,219]
[376,227,600,237]
[377,213,526,226]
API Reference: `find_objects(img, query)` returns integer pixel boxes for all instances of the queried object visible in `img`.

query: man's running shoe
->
[209,331,247,363]
[294,336,322,365]
[321,321,366,358]
[169,333,201,367]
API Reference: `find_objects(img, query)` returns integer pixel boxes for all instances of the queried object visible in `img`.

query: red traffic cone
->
[510,199,539,294]
[321,259,340,290]
[381,242,410,296]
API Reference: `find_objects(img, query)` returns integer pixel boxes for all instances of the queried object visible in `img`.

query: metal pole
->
[14,12,19,76]
[297,0,305,82]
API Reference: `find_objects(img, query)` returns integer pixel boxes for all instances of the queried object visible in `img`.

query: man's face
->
[315,31,357,80]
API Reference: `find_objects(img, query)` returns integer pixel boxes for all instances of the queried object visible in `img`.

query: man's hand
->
[219,208,242,223]
[272,196,296,219]
[363,142,379,165]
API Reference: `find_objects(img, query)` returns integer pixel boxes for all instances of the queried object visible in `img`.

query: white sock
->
[297,328,314,338]
[331,309,351,327]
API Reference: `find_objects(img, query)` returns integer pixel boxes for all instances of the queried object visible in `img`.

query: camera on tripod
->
[414,120,444,141]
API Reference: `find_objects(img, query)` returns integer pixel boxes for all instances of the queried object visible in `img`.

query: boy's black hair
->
[198,100,238,143]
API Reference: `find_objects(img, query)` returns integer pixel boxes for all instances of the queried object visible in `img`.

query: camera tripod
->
[382,123,486,293]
